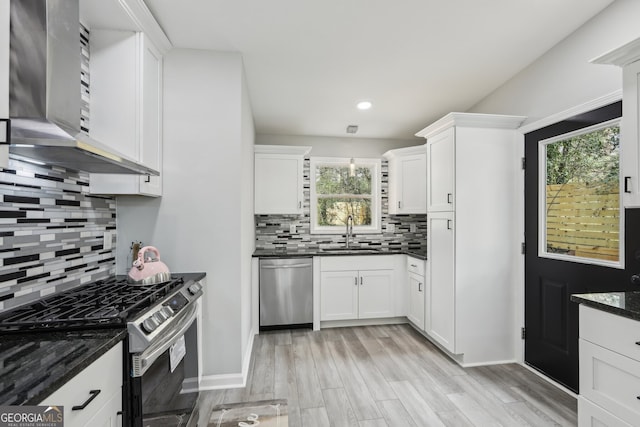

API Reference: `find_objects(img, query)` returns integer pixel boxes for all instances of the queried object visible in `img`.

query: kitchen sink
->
[320,247,381,254]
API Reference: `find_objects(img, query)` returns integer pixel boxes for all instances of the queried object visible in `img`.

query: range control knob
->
[141,317,160,334]
[153,310,168,323]
[161,306,174,318]
[188,283,202,295]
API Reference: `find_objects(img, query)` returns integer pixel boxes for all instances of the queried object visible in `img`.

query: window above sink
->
[310,157,382,234]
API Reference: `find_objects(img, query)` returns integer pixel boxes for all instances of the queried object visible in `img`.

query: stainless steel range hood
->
[9,0,158,175]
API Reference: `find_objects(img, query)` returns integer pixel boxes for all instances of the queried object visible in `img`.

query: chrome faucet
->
[345,215,354,248]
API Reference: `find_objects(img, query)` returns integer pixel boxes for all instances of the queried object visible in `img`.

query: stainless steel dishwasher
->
[259,257,313,330]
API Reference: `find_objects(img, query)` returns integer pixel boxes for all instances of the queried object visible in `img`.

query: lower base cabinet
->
[38,342,123,427]
[320,269,394,321]
[407,272,425,327]
[319,256,400,322]
[578,305,640,426]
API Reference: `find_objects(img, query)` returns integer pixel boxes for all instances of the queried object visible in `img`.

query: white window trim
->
[537,118,623,269]
[310,157,382,234]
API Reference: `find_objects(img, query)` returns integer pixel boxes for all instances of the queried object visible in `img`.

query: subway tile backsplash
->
[255,159,427,251]
[0,159,116,311]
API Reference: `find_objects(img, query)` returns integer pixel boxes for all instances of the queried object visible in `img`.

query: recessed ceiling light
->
[357,101,372,110]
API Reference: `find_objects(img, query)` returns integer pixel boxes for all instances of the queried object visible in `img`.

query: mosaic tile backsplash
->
[255,159,428,251]
[0,159,116,311]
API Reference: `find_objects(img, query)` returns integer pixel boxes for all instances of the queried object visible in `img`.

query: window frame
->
[310,157,382,234]
[537,117,623,269]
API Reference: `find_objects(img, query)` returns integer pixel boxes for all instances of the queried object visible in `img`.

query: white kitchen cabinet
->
[320,270,359,321]
[319,255,399,322]
[384,145,427,214]
[39,342,123,427]
[416,112,526,366]
[0,1,8,168]
[591,38,640,207]
[426,212,455,352]
[578,305,640,426]
[320,269,394,320]
[254,145,311,214]
[80,0,171,196]
[425,128,455,212]
[88,32,164,196]
[406,256,427,330]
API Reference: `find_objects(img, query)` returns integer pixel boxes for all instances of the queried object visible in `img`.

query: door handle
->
[298,201,302,209]
[447,219,452,230]
[355,277,358,286]
[72,390,101,410]
[625,176,632,193]
[447,193,453,204]
[418,282,422,292]
[360,276,363,285]
[398,201,401,209]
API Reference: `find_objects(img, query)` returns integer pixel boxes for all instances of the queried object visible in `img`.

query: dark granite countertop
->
[253,247,427,260]
[0,328,127,406]
[571,292,640,322]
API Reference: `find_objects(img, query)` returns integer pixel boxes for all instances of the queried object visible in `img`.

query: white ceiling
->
[144,0,615,141]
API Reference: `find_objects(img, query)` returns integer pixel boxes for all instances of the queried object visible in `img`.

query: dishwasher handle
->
[261,263,312,269]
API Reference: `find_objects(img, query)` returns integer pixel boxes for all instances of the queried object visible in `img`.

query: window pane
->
[316,166,372,195]
[317,197,372,226]
[545,124,620,262]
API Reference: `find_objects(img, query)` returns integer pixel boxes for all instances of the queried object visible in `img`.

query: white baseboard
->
[320,316,407,329]
[198,327,257,391]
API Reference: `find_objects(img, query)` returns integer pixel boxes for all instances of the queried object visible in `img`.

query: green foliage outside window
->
[316,165,372,227]
[546,125,619,189]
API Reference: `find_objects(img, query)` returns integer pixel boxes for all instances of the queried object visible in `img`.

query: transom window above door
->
[539,118,621,267]
[310,157,381,234]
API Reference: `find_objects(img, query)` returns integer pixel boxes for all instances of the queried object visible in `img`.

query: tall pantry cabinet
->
[417,112,525,366]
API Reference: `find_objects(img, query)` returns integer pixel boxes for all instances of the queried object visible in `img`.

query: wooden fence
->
[546,183,619,261]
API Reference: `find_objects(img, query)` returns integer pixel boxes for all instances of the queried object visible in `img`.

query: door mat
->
[208,400,288,427]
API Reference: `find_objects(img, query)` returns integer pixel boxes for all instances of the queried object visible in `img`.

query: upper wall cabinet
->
[80,0,171,196]
[383,144,427,215]
[254,145,311,215]
[592,38,640,208]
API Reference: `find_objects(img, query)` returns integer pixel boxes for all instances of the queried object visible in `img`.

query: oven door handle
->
[131,301,198,377]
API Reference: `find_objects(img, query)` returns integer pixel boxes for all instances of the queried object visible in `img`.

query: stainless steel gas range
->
[0,274,204,427]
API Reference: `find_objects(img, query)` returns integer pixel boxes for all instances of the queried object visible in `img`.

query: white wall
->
[469,0,640,124]
[467,0,640,365]
[240,69,255,364]
[256,133,421,158]
[116,48,254,380]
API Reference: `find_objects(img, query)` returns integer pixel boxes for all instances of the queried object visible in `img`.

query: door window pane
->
[542,121,620,264]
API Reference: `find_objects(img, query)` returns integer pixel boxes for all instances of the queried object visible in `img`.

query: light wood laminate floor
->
[195,324,577,426]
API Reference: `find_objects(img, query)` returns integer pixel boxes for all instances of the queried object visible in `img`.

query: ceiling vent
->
[346,125,358,134]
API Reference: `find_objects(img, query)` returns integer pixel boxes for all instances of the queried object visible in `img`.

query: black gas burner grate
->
[0,276,185,333]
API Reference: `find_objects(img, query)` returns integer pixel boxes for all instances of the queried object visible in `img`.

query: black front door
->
[523,101,640,393]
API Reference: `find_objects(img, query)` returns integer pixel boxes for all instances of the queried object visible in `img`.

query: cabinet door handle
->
[447,193,453,204]
[355,277,358,286]
[410,264,417,268]
[418,282,422,292]
[72,390,101,410]
[144,175,151,183]
[298,201,302,209]
[398,201,401,209]
[447,219,452,230]
[625,176,632,193]
[360,276,363,285]
[635,341,640,346]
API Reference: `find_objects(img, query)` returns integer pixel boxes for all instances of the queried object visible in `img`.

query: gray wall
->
[116,48,255,380]
[469,0,640,123]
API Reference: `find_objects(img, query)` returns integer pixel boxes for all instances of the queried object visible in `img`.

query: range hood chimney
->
[8,0,158,175]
